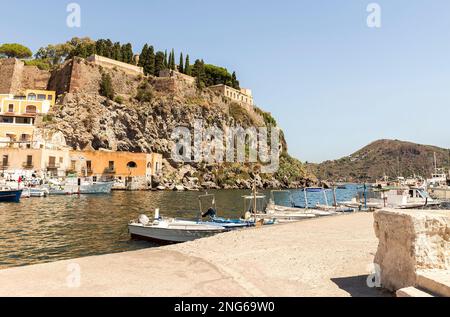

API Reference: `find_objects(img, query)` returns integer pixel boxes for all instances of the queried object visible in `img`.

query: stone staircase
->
[396,269,450,297]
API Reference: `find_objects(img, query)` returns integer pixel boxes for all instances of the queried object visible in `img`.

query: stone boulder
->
[373,209,449,292]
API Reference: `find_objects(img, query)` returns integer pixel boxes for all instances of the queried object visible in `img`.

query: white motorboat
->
[44,178,114,195]
[22,187,49,198]
[129,213,226,243]
[346,186,441,210]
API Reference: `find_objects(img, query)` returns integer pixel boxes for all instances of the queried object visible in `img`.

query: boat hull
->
[128,223,225,243]
[0,190,22,203]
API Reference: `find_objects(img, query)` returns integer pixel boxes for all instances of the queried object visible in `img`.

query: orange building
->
[69,150,162,190]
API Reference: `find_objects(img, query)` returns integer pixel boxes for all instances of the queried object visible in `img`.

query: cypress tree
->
[185,55,191,76]
[139,44,149,68]
[164,50,168,68]
[154,51,166,76]
[147,45,155,76]
[113,42,122,61]
[179,52,184,73]
[231,71,240,90]
[170,49,176,70]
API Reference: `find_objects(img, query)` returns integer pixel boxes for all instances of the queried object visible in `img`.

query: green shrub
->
[114,95,124,104]
[135,82,154,102]
[99,73,115,100]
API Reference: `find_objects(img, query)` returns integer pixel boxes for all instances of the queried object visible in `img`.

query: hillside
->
[37,57,316,189]
[308,139,450,182]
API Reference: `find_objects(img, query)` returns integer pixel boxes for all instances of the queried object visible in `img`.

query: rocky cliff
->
[38,58,315,190]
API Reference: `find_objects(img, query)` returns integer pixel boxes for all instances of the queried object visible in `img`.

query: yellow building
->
[0,143,70,179]
[69,150,163,190]
[0,89,56,142]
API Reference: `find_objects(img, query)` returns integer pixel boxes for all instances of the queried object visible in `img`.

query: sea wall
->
[373,209,449,292]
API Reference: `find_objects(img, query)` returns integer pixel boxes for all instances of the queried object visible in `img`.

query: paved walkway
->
[0,213,390,297]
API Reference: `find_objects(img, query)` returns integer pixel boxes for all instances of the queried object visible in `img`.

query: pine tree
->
[179,52,184,73]
[185,55,191,76]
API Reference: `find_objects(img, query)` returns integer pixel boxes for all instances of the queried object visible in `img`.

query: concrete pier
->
[0,213,389,297]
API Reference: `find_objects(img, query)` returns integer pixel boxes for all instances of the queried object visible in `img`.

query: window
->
[47,95,53,101]
[26,105,37,114]
[37,94,46,100]
[127,161,137,169]
[15,117,32,124]
[48,156,56,168]
[8,104,14,113]
[59,157,63,163]
[27,93,36,101]
[108,161,115,170]
[20,134,30,142]
[0,116,13,123]
[71,160,76,170]
[2,155,8,167]
[86,161,92,171]
[26,155,33,167]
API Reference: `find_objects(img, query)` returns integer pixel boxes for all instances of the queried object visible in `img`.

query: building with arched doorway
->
[69,150,163,190]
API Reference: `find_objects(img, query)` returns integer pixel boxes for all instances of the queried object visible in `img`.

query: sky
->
[1,0,450,163]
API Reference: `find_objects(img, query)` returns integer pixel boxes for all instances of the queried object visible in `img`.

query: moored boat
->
[129,213,226,243]
[0,187,22,203]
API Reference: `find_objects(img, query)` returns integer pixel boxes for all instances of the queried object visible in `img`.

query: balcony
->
[47,163,61,170]
[104,167,116,174]
[22,162,34,169]
[81,168,93,175]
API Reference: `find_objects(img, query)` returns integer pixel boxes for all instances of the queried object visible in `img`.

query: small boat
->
[129,212,226,244]
[43,178,114,195]
[199,193,255,229]
[0,187,22,203]
[304,187,324,193]
[23,187,49,198]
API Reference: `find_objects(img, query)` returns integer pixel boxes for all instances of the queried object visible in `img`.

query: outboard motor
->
[202,208,217,219]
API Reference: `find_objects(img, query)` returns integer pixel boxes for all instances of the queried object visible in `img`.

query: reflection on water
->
[0,186,360,269]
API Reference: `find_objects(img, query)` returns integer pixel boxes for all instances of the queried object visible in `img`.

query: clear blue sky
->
[2,0,450,163]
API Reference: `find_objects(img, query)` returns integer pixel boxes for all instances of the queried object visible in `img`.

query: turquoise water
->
[0,185,360,269]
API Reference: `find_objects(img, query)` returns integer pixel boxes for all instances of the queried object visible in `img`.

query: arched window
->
[26,105,37,114]
[127,161,137,169]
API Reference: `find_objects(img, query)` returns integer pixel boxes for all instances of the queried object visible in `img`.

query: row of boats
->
[128,188,353,244]
[0,177,114,202]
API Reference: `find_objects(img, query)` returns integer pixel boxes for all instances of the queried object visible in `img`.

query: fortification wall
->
[0,58,50,94]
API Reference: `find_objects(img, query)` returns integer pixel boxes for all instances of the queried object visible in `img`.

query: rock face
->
[373,209,450,292]
[39,57,316,189]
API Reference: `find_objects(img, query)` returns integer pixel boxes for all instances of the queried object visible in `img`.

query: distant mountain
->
[307,139,450,182]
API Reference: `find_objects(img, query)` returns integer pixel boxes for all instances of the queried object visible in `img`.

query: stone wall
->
[0,58,50,94]
[87,55,144,75]
[373,209,449,292]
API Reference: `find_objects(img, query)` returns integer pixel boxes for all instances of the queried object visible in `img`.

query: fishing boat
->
[344,186,441,210]
[268,189,338,217]
[199,192,255,229]
[0,187,22,203]
[128,211,226,243]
